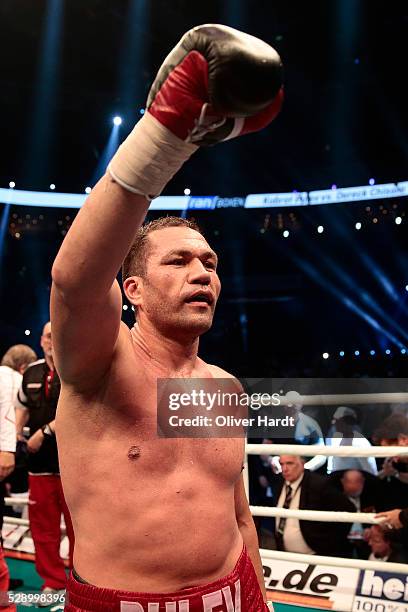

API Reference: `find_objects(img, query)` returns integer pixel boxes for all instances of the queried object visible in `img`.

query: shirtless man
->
[51,25,283,612]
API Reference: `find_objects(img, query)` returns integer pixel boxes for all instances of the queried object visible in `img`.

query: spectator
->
[326,407,377,476]
[273,454,355,557]
[0,344,37,609]
[250,438,280,547]
[339,469,384,558]
[374,414,408,510]
[366,524,408,563]
[285,392,326,472]
[15,323,74,602]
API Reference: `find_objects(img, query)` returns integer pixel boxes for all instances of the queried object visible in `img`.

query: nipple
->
[127,445,141,460]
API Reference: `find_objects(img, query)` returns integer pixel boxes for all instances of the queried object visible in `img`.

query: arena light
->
[85,187,91,194]
[331,184,337,190]
[402,349,407,355]
[122,304,128,311]
[322,352,329,359]
[369,178,375,185]
[49,183,56,190]
[139,108,145,115]
[9,181,15,189]
[113,116,123,126]
[317,225,324,234]
[370,350,376,356]
[395,216,402,225]
[339,351,345,357]
[184,188,191,195]
[283,230,289,238]
[24,329,31,336]
[385,349,391,355]
[405,285,408,292]
[354,350,360,356]
[355,222,361,230]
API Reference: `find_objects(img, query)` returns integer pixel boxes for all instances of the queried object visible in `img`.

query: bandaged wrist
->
[108,113,197,200]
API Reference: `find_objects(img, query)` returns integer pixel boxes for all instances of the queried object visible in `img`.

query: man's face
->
[40,322,53,359]
[398,434,408,447]
[279,455,305,482]
[341,470,364,497]
[130,227,221,338]
[368,527,390,558]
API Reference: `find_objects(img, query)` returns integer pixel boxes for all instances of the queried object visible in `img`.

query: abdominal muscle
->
[57,392,245,592]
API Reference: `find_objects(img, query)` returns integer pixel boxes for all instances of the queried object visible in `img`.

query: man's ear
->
[123,276,144,308]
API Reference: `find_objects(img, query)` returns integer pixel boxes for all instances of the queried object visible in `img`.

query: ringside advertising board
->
[263,559,408,612]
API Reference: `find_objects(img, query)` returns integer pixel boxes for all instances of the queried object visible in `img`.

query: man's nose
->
[188,259,211,284]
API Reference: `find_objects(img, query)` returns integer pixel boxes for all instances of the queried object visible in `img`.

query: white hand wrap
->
[108,112,197,200]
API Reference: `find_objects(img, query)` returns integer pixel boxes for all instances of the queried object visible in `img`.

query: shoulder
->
[352,436,371,447]
[206,363,235,378]
[297,413,321,431]
[303,470,326,487]
[24,359,46,371]
[205,363,243,392]
[22,359,46,385]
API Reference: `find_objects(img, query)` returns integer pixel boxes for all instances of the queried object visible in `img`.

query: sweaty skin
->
[57,335,244,591]
[52,177,265,595]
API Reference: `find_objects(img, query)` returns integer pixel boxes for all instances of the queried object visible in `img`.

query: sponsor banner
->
[245,192,309,208]
[309,183,408,205]
[2,181,407,210]
[353,569,408,612]
[187,195,218,210]
[215,196,245,208]
[262,558,359,611]
[150,196,189,210]
[0,187,87,208]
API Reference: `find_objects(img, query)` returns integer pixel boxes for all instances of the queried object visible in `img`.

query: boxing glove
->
[109,24,283,198]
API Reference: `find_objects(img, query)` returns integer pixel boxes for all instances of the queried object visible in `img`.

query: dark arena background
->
[0,1,408,611]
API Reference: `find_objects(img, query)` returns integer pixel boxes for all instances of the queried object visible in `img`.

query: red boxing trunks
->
[65,546,268,612]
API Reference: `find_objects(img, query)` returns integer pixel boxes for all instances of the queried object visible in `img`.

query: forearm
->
[0,399,16,452]
[52,174,148,300]
[238,519,267,601]
[15,407,29,436]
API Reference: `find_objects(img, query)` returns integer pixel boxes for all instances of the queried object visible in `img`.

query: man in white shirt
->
[0,345,37,479]
[0,344,36,612]
[326,407,378,476]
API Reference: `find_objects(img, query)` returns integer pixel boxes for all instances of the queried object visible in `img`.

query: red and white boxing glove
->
[108,24,283,199]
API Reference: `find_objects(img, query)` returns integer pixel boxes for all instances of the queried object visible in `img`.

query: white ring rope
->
[250,506,387,524]
[2,517,29,527]
[273,392,408,406]
[4,497,29,506]
[260,548,408,575]
[246,443,408,457]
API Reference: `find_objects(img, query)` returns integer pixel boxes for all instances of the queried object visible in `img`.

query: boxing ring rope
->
[260,549,408,575]
[2,516,29,527]
[246,444,408,457]
[243,444,408,495]
[275,392,408,406]
[250,506,381,523]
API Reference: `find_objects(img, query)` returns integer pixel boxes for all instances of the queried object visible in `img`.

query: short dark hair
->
[122,216,203,282]
[373,413,408,443]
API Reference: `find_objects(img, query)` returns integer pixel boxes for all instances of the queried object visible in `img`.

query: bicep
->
[51,277,123,388]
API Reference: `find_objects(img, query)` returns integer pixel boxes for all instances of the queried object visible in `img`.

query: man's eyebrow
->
[162,249,218,261]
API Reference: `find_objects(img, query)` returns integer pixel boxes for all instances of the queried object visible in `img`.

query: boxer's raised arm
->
[51,179,149,388]
[51,24,283,388]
